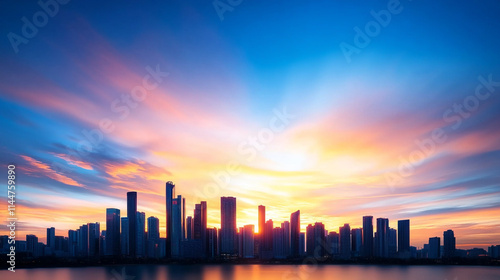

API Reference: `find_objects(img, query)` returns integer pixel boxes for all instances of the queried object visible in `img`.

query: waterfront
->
[1,264,499,280]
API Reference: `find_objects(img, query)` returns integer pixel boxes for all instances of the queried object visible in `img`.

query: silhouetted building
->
[68,230,77,257]
[290,210,300,257]
[375,218,389,258]
[327,231,339,257]
[136,212,145,257]
[121,217,129,256]
[398,219,410,258]
[428,237,441,259]
[127,191,137,257]
[207,227,218,258]
[165,181,175,258]
[389,228,397,257]
[26,234,38,258]
[299,232,305,257]
[488,245,500,258]
[88,222,100,257]
[106,208,120,256]
[282,221,290,257]
[46,227,55,251]
[193,201,207,257]
[186,216,193,240]
[242,225,255,258]
[220,196,237,255]
[148,216,160,240]
[443,229,456,258]
[78,225,88,257]
[258,205,265,257]
[146,216,160,258]
[261,219,274,259]
[171,195,185,257]
[362,216,373,258]
[273,226,285,258]
[306,224,314,256]
[351,228,362,257]
[339,223,351,259]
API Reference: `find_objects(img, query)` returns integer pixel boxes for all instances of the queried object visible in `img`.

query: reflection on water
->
[3,264,500,280]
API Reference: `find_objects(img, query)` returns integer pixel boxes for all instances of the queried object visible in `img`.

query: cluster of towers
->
[4,181,499,260]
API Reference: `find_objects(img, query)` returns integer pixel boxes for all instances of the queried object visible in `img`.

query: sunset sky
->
[1,1,500,250]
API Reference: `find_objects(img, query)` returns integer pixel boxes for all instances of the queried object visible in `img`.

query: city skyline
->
[5,182,499,252]
[1,0,500,254]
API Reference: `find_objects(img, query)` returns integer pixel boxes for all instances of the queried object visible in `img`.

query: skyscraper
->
[186,216,193,240]
[148,216,160,240]
[339,223,351,259]
[220,196,237,255]
[398,219,410,258]
[68,230,77,257]
[136,211,146,257]
[327,231,339,257]
[375,218,389,258]
[428,237,441,259]
[147,216,160,258]
[165,181,175,258]
[88,222,100,257]
[26,234,38,257]
[274,226,286,259]
[258,205,266,235]
[258,205,265,257]
[306,224,314,256]
[262,219,274,259]
[207,227,218,258]
[46,227,55,250]
[388,228,397,257]
[443,229,456,258]
[120,217,129,256]
[105,208,120,256]
[193,201,207,257]
[362,216,373,258]
[290,210,300,257]
[78,224,88,257]
[127,191,137,257]
[171,195,185,257]
[282,221,290,257]
[242,224,255,258]
[351,228,362,257]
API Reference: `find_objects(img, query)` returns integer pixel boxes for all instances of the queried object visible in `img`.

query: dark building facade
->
[362,216,373,258]
[290,210,300,257]
[398,219,410,258]
[105,208,120,256]
[127,191,137,257]
[165,181,175,258]
[220,196,237,255]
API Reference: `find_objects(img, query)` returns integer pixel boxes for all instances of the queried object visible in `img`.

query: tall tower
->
[105,208,121,256]
[127,192,137,257]
[376,218,389,258]
[362,216,373,258]
[165,181,175,258]
[258,205,265,257]
[443,229,456,258]
[290,210,300,257]
[220,196,237,255]
[398,219,410,258]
